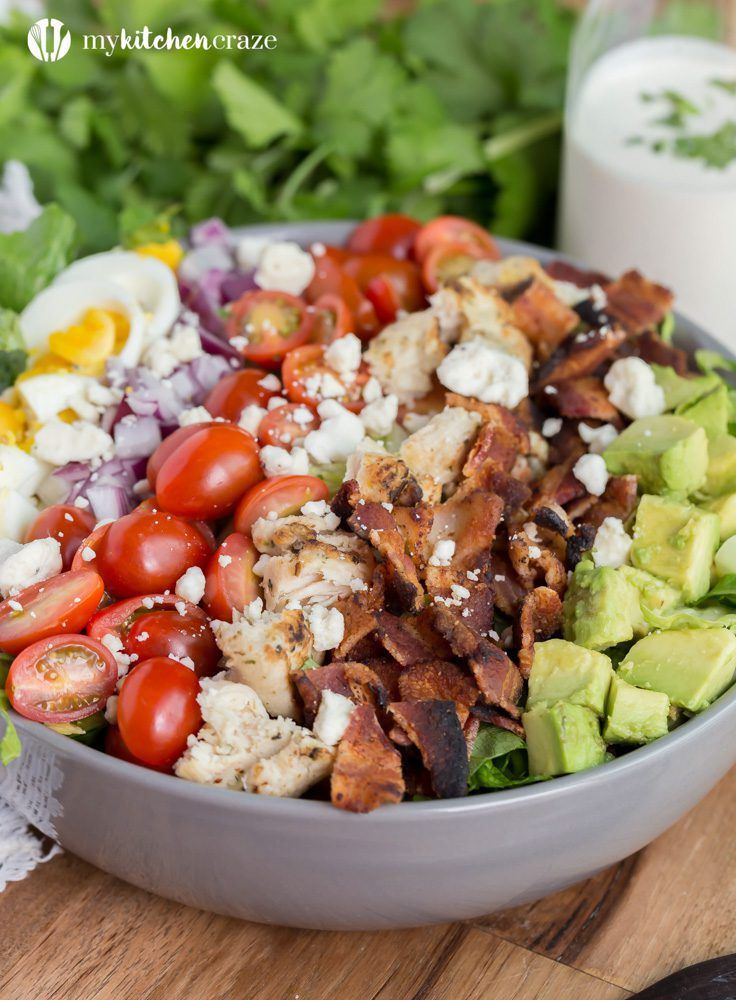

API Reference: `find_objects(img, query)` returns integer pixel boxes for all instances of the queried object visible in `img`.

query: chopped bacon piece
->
[510,279,579,361]
[389,701,469,799]
[533,452,587,509]
[470,705,525,739]
[634,329,688,375]
[582,474,638,532]
[463,714,481,756]
[333,592,377,661]
[392,504,435,567]
[488,554,527,616]
[533,502,574,540]
[544,260,610,288]
[446,394,530,452]
[374,611,434,666]
[516,586,564,679]
[508,528,567,594]
[604,270,673,334]
[534,325,627,389]
[292,664,351,724]
[565,523,596,570]
[398,660,479,714]
[546,376,621,423]
[343,660,401,710]
[331,478,361,521]
[431,491,504,577]
[331,704,405,813]
[348,502,424,612]
[469,643,523,718]
[461,422,517,478]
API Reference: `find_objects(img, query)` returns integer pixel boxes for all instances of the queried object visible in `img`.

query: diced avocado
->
[677,384,730,440]
[523,702,607,777]
[714,536,736,578]
[652,364,720,411]
[704,434,736,497]
[602,674,670,744]
[563,560,641,651]
[631,494,720,602]
[527,639,613,716]
[603,415,708,496]
[702,492,736,541]
[618,565,681,636]
[619,628,736,712]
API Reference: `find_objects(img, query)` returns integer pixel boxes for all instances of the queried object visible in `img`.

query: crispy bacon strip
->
[544,260,610,288]
[533,502,575,540]
[342,660,401,710]
[470,705,525,739]
[546,376,621,423]
[634,329,688,375]
[565,523,596,570]
[516,586,564,679]
[534,325,627,388]
[292,664,351,724]
[349,502,424,612]
[398,660,479,713]
[581,474,638,532]
[392,504,435,567]
[487,554,526,616]
[508,528,567,595]
[604,270,673,334]
[389,701,469,799]
[331,478,361,521]
[333,593,377,661]
[331,704,405,813]
[533,452,587,509]
[510,279,579,361]
[374,611,434,666]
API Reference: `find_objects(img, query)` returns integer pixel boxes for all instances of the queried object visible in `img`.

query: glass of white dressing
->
[558,0,736,347]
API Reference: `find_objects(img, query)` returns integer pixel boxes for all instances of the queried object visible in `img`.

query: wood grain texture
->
[1,767,736,999]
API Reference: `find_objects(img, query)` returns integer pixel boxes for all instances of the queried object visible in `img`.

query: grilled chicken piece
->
[364,310,448,402]
[399,406,482,503]
[256,539,374,612]
[246,730,334,798]
[345,449,423,506]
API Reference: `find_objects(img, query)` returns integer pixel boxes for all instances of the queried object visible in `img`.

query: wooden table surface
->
[2,766,735,1000]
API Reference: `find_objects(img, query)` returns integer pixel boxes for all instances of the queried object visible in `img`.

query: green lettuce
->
[0,689,20,766]
[0,205,77,312]
[468,724,540,791]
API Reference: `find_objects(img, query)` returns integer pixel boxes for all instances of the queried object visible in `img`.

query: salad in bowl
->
[1,210,736,815]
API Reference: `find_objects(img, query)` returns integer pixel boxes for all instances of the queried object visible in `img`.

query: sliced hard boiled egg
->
[16,372,96,424]
[0,488,37,541]
[20,279,145,367]
[55,250,180,342]
[0,444,48,497]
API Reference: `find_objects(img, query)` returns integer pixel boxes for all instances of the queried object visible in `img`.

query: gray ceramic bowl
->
[2,224,735,931]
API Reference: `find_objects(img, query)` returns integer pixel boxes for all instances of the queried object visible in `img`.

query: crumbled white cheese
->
[301,500,339,530]
[218,554,233,568]
[360,393,399,438]
[0,538,62,597]
[324,333,362,375]
[142,322,203,378]
[362,377,383,403]
[304,371,345,400]
[175,565,206,605]
[304,400,365,464]
[573,453,609,496]
[312,690,355,747]
[552,280,589,308]
[258,374,281,391]
[592,517,632,569]
[235,235,269,271]
[101,632,132,677]
[305,604,345,652]
[578,422,619,454]
[603,357,665,419]
[401,411,431,434]
[541,417,563,438]
[80,546,96,562]
[428,538,456,567]
[254,241,316,296]
[104,695,118,726]
[239,404,267,437]
[437,339,528,408]
[32,420,114,466]
[178,406,212,427]
[267,396,288,411]
[260,445,310,477]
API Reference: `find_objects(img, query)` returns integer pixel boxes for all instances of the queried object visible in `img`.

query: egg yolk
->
[136,239,184,271]
[0,402,26,446]
[15,353,73,382]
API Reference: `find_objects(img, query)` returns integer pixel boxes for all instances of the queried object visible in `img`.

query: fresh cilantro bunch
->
[0,0,577,253]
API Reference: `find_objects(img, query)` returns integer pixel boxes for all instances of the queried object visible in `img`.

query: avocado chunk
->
[714,536,736,578]
[702,492,736,541]
[631,494,720,602]
[652,364,720,411]
[619,628,736,712]
[618,565,681,636]
[603,674,670,744]
[704,434,736,497]
[523,702,607,777]
[603,415,708,496]
[677,384,730,440]
[527,639,613,715]
[563,560,641,651]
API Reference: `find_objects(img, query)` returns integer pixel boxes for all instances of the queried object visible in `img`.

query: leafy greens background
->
[0,0,577,253]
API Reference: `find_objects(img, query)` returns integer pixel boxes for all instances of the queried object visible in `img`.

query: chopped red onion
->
[190,217,231,249]
[86,484,132,522]
[114,416,162,459]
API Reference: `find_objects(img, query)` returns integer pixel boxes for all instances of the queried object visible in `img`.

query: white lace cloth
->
[0,797,61,891]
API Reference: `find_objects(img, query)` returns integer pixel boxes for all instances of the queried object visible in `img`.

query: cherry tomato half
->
[104,725,170,772]
[225,291,314,365]
[146,422,219,490]
[7,633,117,724]
[347,213,421,260]
[126,610,220,677]
[421,239,499,293]
[202,533,260,622]
[234,475,330,536]
[0,571,104,655]
[343,254,425,323]
[413,215,501,264]
[257,402,318,449]
[204,368,279,421]
[305,256,379,341]
[69,522,110,572]
[26,504,96,570]
[310,294,353,345]
[94,511,211,598]
[282,344,366,412]
[155,424,263,520]
[118,657,202,768]
[87,593,204,643]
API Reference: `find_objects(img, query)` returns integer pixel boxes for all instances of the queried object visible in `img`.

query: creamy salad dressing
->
[559,36,736,344]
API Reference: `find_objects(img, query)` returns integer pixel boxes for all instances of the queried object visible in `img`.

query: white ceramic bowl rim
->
[9,225,736,822]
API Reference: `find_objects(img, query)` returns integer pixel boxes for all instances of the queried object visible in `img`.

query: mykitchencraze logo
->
[27,18,71,62]
[83,27,278,56]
